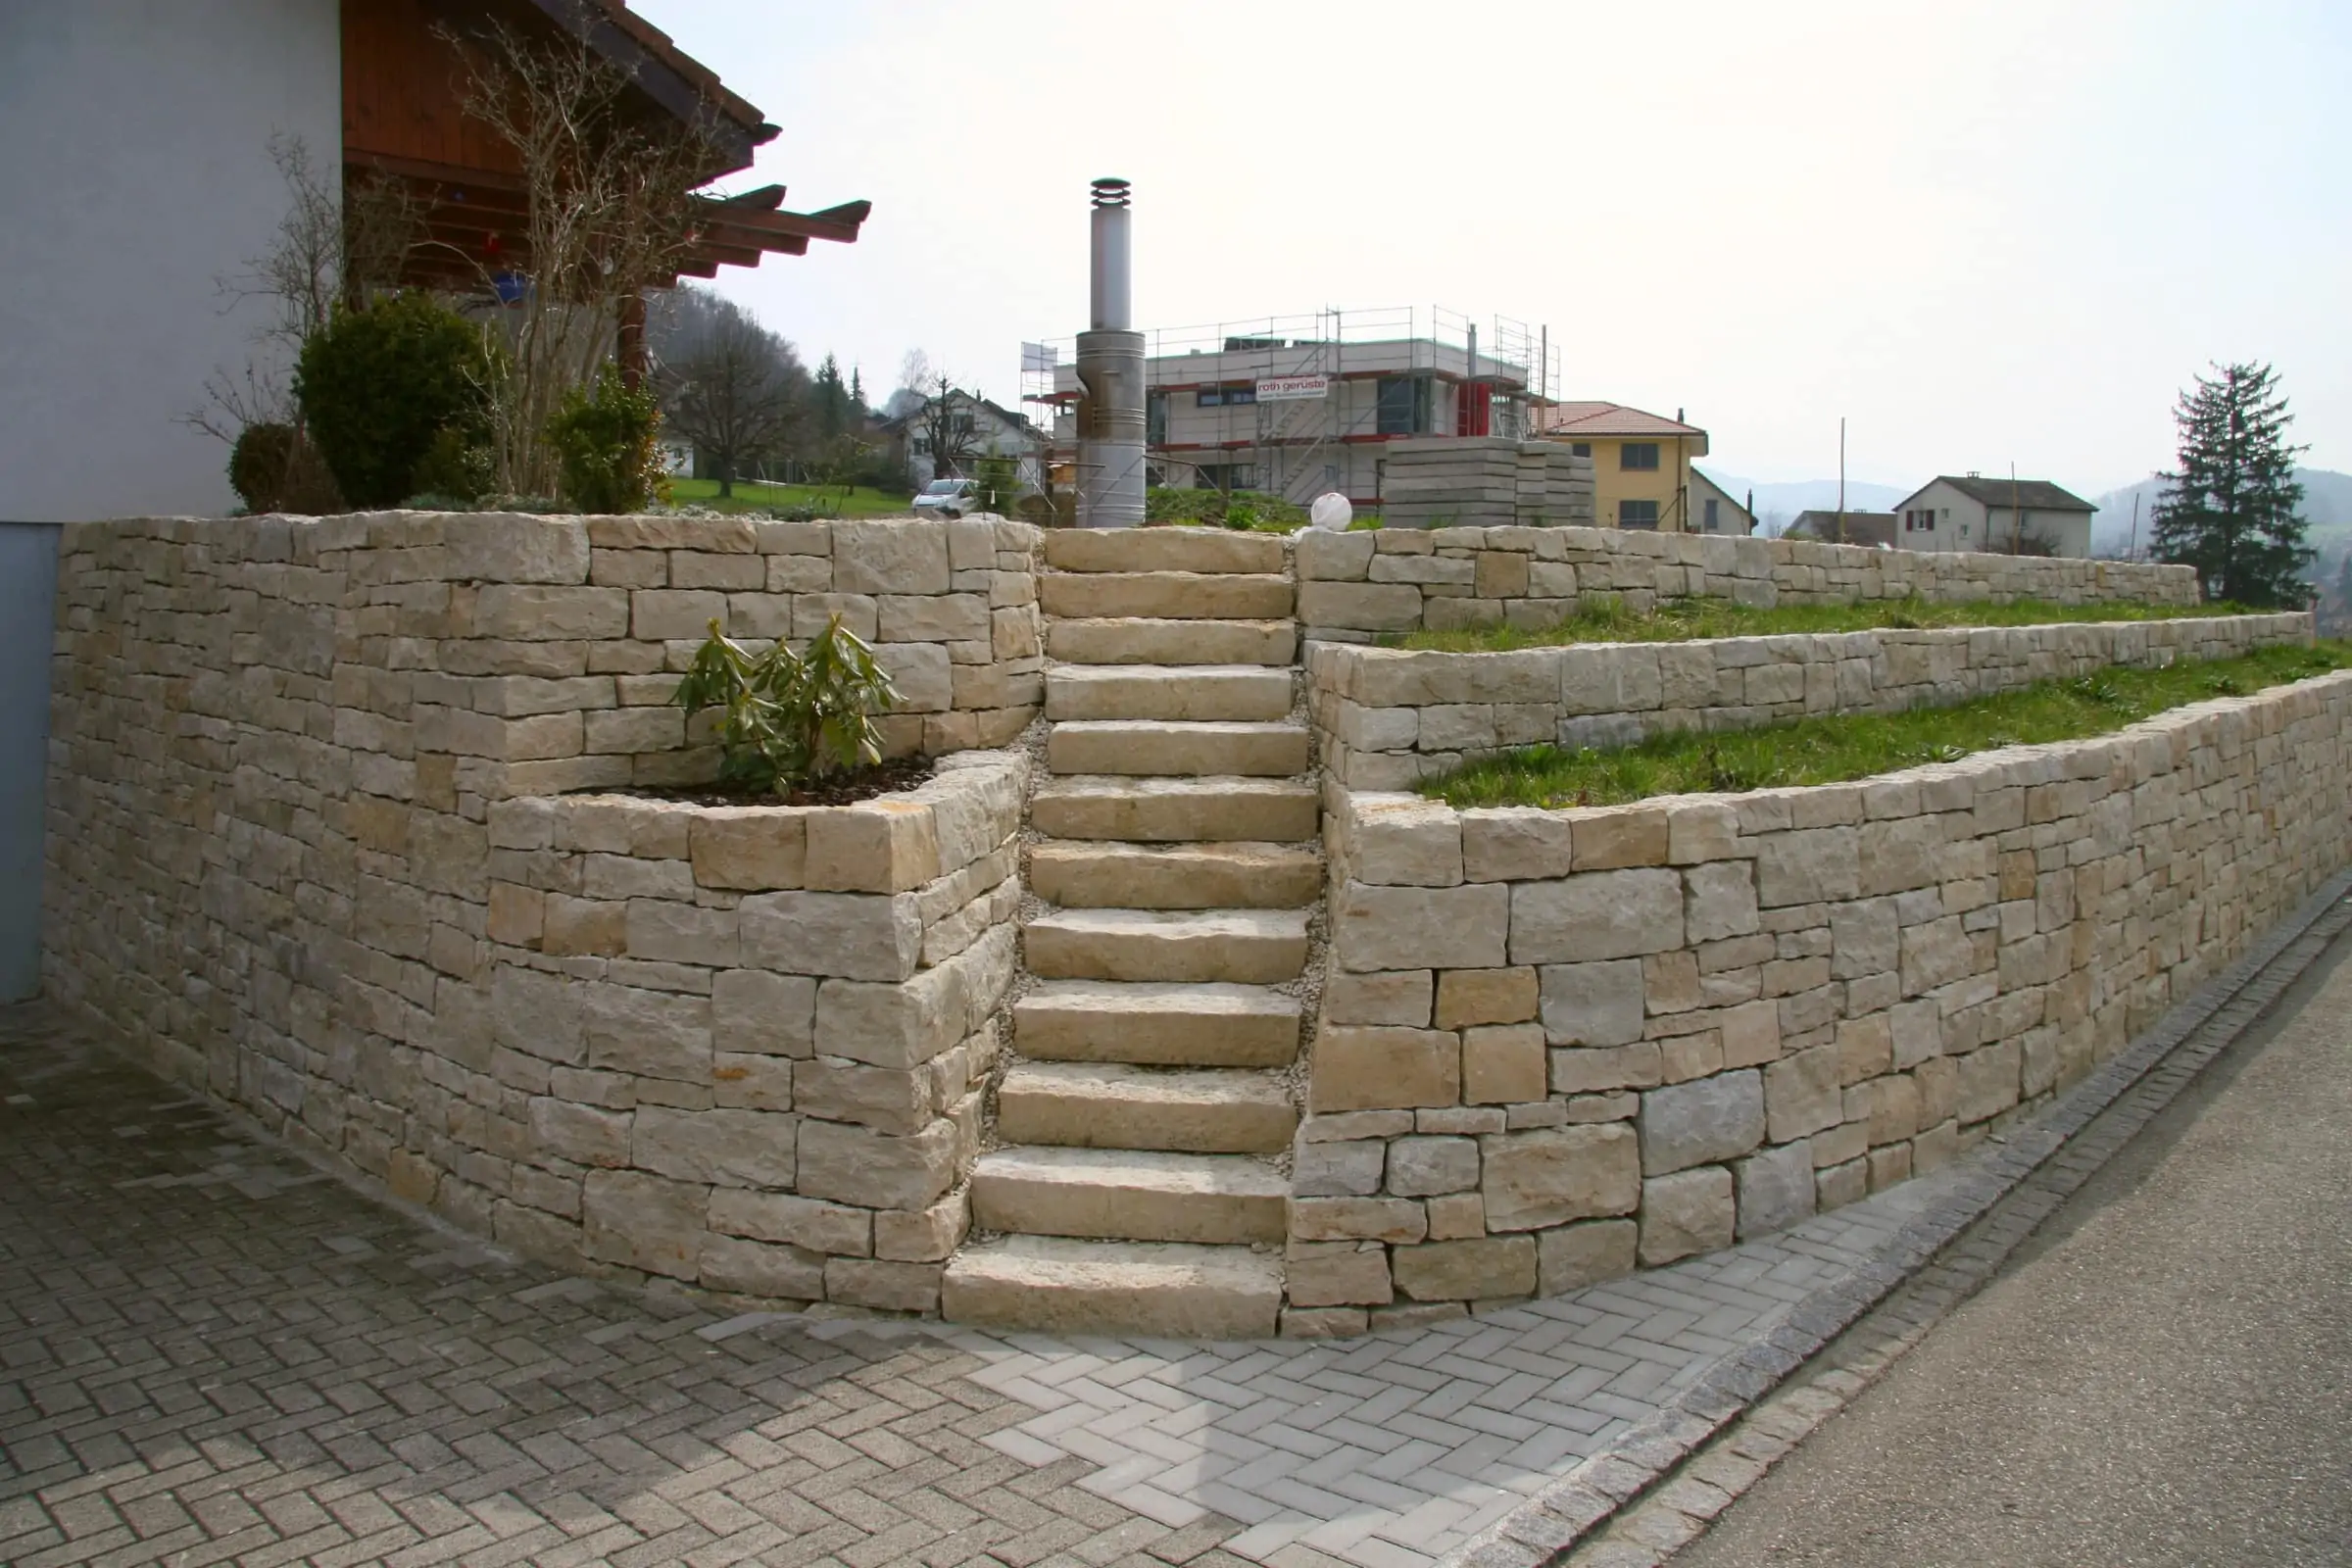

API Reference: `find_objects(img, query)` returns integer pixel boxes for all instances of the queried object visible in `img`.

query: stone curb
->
[1440,867,2352,1568]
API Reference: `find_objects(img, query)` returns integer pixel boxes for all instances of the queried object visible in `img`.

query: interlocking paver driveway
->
[0,1006,1949,1568]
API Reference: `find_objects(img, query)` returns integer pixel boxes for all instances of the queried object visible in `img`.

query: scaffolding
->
[1024,307,1563,506]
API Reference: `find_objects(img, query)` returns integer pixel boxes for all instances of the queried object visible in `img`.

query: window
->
[1620,442,1660,471]
[1196,383,1253,408]
[1703,498,1721,531]
[1196,464,1258,492]
[1570,442,1591,458]
[1376,375,1431,436]
[1903,509,1936,532]
[1620,500,1661,529]
[1146,391,1168,445]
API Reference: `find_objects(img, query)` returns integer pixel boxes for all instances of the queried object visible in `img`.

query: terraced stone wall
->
[1311,612,2314,790]
[42,511,1039,1309]
[1288,672,2352,1329]
[1296,525,2201,644]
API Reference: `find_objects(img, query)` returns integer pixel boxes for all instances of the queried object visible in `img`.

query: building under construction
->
[1025,308,1560,509]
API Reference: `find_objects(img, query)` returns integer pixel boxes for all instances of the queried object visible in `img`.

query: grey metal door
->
[0,522,59,1001]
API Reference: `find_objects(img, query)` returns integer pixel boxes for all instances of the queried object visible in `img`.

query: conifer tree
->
[2151,362,2312,607]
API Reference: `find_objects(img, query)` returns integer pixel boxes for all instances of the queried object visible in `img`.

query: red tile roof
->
[1537,402,1706,439]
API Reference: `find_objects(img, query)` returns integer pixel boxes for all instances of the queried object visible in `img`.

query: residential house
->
[1534,403,1709,531]
[1689,468,1756,535]
[1888,476,2098,558]
[0,0,867,523]
[1036,309,1552,507]
[878,391,1048,491]
[1788,511,1897,548]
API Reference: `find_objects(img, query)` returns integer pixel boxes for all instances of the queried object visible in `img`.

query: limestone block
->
[1764,1045,1841,1143]
[583,706,684,756]
[1550,1042,1664,1095]
[1459,807,1577,882]
[793,592,879,640]
[1333,881,1507,971]
[690,808,808,892]
[1540,1219,1638,1294]
[1309,1025,1461,1112]
[583,982,710,1084]
[795,1055,931,1134]
[582,1169,706,1280]
[1685,861,1760,943]
[1735,1141,1817,1240]
[1298,580,1424,632]
[1837,1013,1893,1084]
[1287,1247,1394,1307]
[476,585,629,640]
[1639,1167,1735,1265]
[709,970,815,1058]
[1349,797,1464,887]
[1323,969,1433,1027]
[1858,815,1944,897]
[699,1235,827,1299]
[714,1053,794,1115]
[826,1257,943,1313]
[1386,1136,1480,1197]
[631,1106,797,1188]
[795,1115,961,1210]
[812,961,967,1072]
[1435,967,1539,1028]
[1425,1192,1486,1239]
[805,801,941,894]
[528,1097,630,1167]
[1901,915,1976,996]
[1640,1069,1765,1175]
[1290,1195,1429,1244]
[1539,958,1645,1047]
[1480,1121,1641,1233]
[1889,998,1943,1069]
[1298,1111,1417,1143]
[709,1189,872,1256]
[879,593,990,643]
[1719,998,1783,1068]
[1864,1071,1924,1146]
[446,515,591,582]
[630,588,728,641]
[1829,897,1900,979]
[1296,527,1376,580]
[1509,869,1685,963]
[739,890,923,982]
[1391,1236,1537,1301]
[1462,1024,1547,1104]
[1566,807,1668,871]
[625,900,740,967]
[874,1189,970,1261]
[1956,1037,2023,1123]
[1753,827,1861,907]
[1294,1140,1387,1197]
[833,519,951,595]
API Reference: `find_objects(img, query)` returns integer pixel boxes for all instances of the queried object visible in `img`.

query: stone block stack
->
[1381,438,1597,531]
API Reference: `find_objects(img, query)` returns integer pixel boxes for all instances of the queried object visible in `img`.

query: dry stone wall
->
[1311,612,2313,790]
[1290,671,2352,1326]
[1297,524,2200,644]
[42,510,1040,1310]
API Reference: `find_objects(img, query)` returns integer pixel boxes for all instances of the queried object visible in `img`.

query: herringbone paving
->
[0,1006,1955,1568]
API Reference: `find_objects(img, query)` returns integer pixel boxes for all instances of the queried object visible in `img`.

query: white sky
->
[643,0,2351,492]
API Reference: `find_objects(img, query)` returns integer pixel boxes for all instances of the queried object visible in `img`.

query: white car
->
[912,477,977,517]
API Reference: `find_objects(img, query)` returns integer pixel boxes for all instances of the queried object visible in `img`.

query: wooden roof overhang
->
[342,0,866,290]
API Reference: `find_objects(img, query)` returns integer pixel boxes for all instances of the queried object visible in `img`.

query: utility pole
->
[2129,492,2141,561]
[2010,462,2022,553]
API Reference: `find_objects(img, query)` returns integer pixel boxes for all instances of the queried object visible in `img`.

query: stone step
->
[1044,664,1293,723]
[941,1235,1282,1339]
[1014,981,1301,1067]
[1028,842,1324,910]
[970,1146,1287,1245]
[1044,526,1286,576]
[997,1063,1298,1154]
[1023,906,1310,984]
[1050,617,1298,667]
[1040,571,1293,621]
[1030,776,1319,843]
[1047,720,1309,778]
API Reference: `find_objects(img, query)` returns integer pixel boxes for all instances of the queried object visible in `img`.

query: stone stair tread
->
[1044,664,1293,723]
[1039,571,1293,621]
[1050,617,1298,666]
[997,1062,1297,1153]
[1028,840,1323,910]
[1043,527,1286,575]
[940,1235,1283,1339]
[972,1146,1288,1245]
[1046,719,1309,778]
[1013,980,1302,1067]
[1023,906,1309,984]
[1030,775,1319,844]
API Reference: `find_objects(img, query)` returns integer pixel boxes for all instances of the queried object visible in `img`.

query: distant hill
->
[2090,468,2352,557]
[1700,472,1905,537]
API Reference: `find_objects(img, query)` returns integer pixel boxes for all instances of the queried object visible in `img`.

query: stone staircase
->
[941,528,1316,1339]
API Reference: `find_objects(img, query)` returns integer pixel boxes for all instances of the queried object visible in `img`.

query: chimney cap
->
[1090,176,1132,207]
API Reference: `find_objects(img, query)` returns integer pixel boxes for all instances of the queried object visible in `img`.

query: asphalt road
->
[1674,920,2352,1568]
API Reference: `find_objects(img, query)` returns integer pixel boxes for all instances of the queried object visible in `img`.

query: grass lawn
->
[1418,641,2351,810]
[1390,593,2260,653]
[665,477,913,517]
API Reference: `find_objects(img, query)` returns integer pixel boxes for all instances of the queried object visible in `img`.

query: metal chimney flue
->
[1075,177,1146,527]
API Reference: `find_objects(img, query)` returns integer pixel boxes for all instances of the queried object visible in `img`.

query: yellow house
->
[1535,403,1709,531]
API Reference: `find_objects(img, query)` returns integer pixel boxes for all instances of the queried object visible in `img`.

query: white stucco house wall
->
[1689,467,1756,535]
[0,1,344,524]
[880,392,1048,491]
[1889,475,2098,559]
